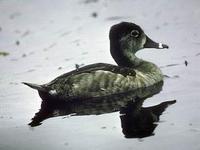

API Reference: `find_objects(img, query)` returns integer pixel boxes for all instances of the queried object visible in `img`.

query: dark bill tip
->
[158,43,169,49]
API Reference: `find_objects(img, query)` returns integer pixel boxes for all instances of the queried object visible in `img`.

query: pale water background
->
[0,0,200,149]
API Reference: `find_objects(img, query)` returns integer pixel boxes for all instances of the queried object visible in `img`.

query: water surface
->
[0,0,200,150]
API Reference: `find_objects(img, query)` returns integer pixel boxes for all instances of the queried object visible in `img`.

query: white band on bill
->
[159,43,163,49]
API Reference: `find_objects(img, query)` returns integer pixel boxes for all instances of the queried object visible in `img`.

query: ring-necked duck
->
[23,22,168,100]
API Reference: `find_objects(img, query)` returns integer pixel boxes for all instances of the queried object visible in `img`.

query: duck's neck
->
[110,45,143,68]
[123,50,143,67]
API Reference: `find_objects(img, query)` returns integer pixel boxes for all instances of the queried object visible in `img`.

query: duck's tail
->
[22,82,47,92]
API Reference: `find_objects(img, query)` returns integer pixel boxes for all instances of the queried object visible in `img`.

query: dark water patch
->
[9,82,19,85]
[48,43,57,49]
[165,64,180,67]
[184,60,188,66]
[43,43,57,51]
[72,39,81,43]
[160,63,180,68]
[14,29,21,34]
[64,142,69,146]
[29,51,35,55]
[0,116,13,119]
[27,69,35,73]
[65,58,72,62]
[138,138,144,142]
[195,52,200,56]
[91,12,98,18]
[83,0,98,4]
[106,16,128,21]
[72,39,81,46]
[59,31,71,37]
[155,26,160,30]
[81,52,88,55]
[164,75,180,79]
[14,69,36,75]
[9,12,21,20]
[173,75,180,78]
[0,26,2,32]
[170,123,175,126]
[193,33,198,37]
[190,128,200,133]
[22,53,27,58]
[0,51,9,57]
[49,20,54,24]
[21,30,30,38]
[58,67,62,70]
[15,40,20,46]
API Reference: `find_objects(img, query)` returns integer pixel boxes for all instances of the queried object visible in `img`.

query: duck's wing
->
[50,63,136,81]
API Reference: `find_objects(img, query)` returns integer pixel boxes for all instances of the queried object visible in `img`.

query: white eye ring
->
[131,30,139,37]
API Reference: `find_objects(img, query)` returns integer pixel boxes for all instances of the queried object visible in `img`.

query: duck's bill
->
[144,36,169,49]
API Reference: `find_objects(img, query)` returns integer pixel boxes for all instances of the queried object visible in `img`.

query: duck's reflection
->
[29,81,176,138]
[120,99,176,138]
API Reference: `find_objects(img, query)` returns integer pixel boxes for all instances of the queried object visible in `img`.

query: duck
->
[23,22,168,100]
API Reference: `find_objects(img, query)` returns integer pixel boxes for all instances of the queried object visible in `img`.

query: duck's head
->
[109,22,168,67]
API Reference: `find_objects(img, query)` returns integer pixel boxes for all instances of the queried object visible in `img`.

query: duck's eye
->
[130,30,139,38]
